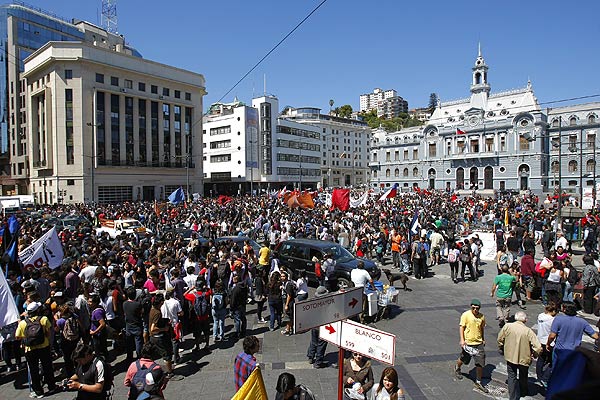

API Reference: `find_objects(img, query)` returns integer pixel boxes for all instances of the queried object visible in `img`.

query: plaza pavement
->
[1,242,598,400]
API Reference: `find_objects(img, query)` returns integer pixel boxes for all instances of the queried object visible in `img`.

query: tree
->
[428,93,439,111]
[329,99,334,111]
[338,104,353,118]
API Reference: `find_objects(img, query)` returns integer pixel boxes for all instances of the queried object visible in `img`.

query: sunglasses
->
[471,306,480,310]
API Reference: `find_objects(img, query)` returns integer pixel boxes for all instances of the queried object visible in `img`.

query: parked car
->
[215,236,261,255]
[274,239,381,289]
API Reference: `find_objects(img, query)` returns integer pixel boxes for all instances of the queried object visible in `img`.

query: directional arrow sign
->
[340,320,396,365]
[293,286,363,333]
[319,320,341,346]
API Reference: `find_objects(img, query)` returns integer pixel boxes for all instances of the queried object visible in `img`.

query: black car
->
[274,239,381,289]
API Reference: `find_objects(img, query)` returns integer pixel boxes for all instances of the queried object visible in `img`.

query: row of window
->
[277,167,322,176]
[277,139,320,152]
[94,73,192,100]
[276,153,320,164]
[277,125,321,139]
[550,160,596,173]
[209,126,231,136]
[551,115,597,127]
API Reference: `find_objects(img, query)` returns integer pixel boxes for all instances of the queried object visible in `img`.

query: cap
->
[315,286,328,297]
[470,298,481,307]
[27,302,41,313]
[144,368,165,393]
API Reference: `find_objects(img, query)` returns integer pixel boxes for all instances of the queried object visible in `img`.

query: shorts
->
[459,344,486,367]
[523,276,536,291]
[150,335,173,361]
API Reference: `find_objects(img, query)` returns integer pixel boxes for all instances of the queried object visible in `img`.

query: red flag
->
[456,128,466,135]
[331,189,350,211]
[450,193,458,202]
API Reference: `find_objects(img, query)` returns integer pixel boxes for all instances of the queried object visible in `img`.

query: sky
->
[22,0,600,113]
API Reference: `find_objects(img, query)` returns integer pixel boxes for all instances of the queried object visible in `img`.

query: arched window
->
[403,168,409,177]
[568,160,578,172]
[589,114,597,124]
[394,168,399,177]
[552,119,560,128]
[569,117,577,126]
[475,72,481,84]
[586,159,596,173]
[412,167,419,177]
[373,170,378,178]
[385,169,391,177]
[551,161,559,173]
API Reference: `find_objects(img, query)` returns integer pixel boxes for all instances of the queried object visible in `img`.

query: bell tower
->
[470,43,490,108]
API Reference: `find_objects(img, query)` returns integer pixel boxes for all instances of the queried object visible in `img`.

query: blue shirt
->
[550,314,596,350]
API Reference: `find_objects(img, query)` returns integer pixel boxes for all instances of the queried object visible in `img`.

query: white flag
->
[349,191,369,208]
[0,271,19,329]
[19,227,64,270]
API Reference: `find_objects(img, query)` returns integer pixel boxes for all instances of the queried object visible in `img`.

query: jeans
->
[535,345,552,384]
[212,309,227,338]
[269,300,283,330]
[449,262,459,282]
[392,251,400,268]
[413,257,426,279]
[461,261,475,281]
[25,346,56,395]
[307,328,327,364]
[125,328,143,359]
[562,281,573,302]
[496,297,511,323]
[232,308,247,337]
[506,361,529,400]
[61,338,78,376]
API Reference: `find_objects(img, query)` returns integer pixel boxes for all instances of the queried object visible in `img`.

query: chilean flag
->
[378,183,398,201]
[456,128,466,135]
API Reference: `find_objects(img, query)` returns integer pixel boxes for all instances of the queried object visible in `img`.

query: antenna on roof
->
[101,0,118,33]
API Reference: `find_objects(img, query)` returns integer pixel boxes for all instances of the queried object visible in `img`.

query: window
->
[138,82,146,92]
[552,119,560,128]
[569,117,577,126]
[162,87,170,96]
[446,141,452,155]
[499,136,506,152]
[568,160,578,173]
[210,154,231,163]
[394,151,399,161]
[403,168,408,177]
[588,115,596,124]
[412,167,419,177]
[587,133,596,149]
[385,169,390,178]
[428,143,436,157]
[95,73,104,83]
[174,90,181,99]
[403,150,409,160]
[413,149,418,160]
[65,89,74,164]
[372,153,377,162]
[519,135,530,151]
[586,159,596,173]
[151,85,158,94]
[210,139,231,149]
[67,179,75,186]
[385,151,390,161]
[457,141,466,154]
[124,79,133,89]
[485,137,494,152]
[394,168,399,177]
[185,92,191,101]
[210,126,231,136]
[110,76,119,86]
[551,161,559,173]
[65,69,72,79]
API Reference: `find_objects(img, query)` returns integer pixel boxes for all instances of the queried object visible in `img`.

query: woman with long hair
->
[370,367,405,400]
[267,271,283,331]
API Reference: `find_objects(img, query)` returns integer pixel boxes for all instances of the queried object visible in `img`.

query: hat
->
[315,286,328,297]
[144,368,165,393]
[470,298,481,307]
[27,302,41,313]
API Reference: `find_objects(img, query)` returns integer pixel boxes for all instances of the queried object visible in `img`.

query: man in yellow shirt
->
[258,241,271,271]
[15,302,58,398]
[454,298,489,394]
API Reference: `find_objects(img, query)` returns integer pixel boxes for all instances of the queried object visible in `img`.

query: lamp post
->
[86,122,99,203]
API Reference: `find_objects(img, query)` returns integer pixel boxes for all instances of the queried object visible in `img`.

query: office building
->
[359,88,408,119]
[23,40,205,203]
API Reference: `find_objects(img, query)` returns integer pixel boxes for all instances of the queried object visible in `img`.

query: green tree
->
[428,93,439,110]
[338,104,353,118]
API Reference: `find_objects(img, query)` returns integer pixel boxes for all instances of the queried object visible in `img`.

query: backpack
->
[23,317,45,346]
[460,246,471,263]
[62,315,81,342]
[447,250,457,264]
[129,361,158,400]
[417,242,426,256]
[567,267,579,286]
[193,292,210,317]
[325,260,336,279]
[212,292,225,311]
[535,261,547,278]
[217,261,229,280]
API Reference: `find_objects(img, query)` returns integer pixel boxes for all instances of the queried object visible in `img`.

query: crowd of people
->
[0,188,599,399]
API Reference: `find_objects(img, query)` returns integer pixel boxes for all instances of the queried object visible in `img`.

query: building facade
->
[0,3,143,196]
[359,88,408,119]
[23,41,205,204]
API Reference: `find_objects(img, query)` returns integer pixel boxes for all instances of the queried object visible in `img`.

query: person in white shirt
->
[79,258,99,284]
[351,261,376,324]
[296,270,309,302]
[535,303,557,386]
[554,231,568,251]
[183,266,198,290]
[161,289,183,363]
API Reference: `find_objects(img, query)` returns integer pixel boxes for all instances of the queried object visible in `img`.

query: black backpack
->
[87,357,113,398]
[217,261,229,280]
[23,317,45,346]
[460,246,472,263]
[129,361,158,400]
[193,292,210,317]
[567,267,579,286]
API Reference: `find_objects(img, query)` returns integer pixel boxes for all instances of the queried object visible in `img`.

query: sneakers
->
[29,393,44,399]
[313,362,329,369]
[454,367,463,380]
[474,382,489,393]
[258,318,267,324]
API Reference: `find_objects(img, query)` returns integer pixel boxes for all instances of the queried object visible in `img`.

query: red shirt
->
[184,289,213,321]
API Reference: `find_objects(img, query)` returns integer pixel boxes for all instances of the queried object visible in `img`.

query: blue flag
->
[168,187,185,205]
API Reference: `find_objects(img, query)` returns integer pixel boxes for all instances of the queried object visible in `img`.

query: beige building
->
[22,41,205,203]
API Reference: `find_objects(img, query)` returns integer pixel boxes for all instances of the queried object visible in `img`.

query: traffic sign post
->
[319,319,396,400]
[293,286,363,333]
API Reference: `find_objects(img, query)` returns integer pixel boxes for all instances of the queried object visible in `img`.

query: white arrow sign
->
[293,287,363,333]
[319,319,396,365]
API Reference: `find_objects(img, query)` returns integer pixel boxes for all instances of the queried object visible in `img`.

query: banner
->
[19,227,64,270]
[231,367,268,400]
[349,191,369,208]
[0,271,19,329]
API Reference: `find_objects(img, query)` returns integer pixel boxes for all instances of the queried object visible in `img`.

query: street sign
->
[319,320,396,365]
[293,286,363,333]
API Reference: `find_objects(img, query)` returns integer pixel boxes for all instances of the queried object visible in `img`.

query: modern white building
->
[359,88,408,119]
[23,40,205,203]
